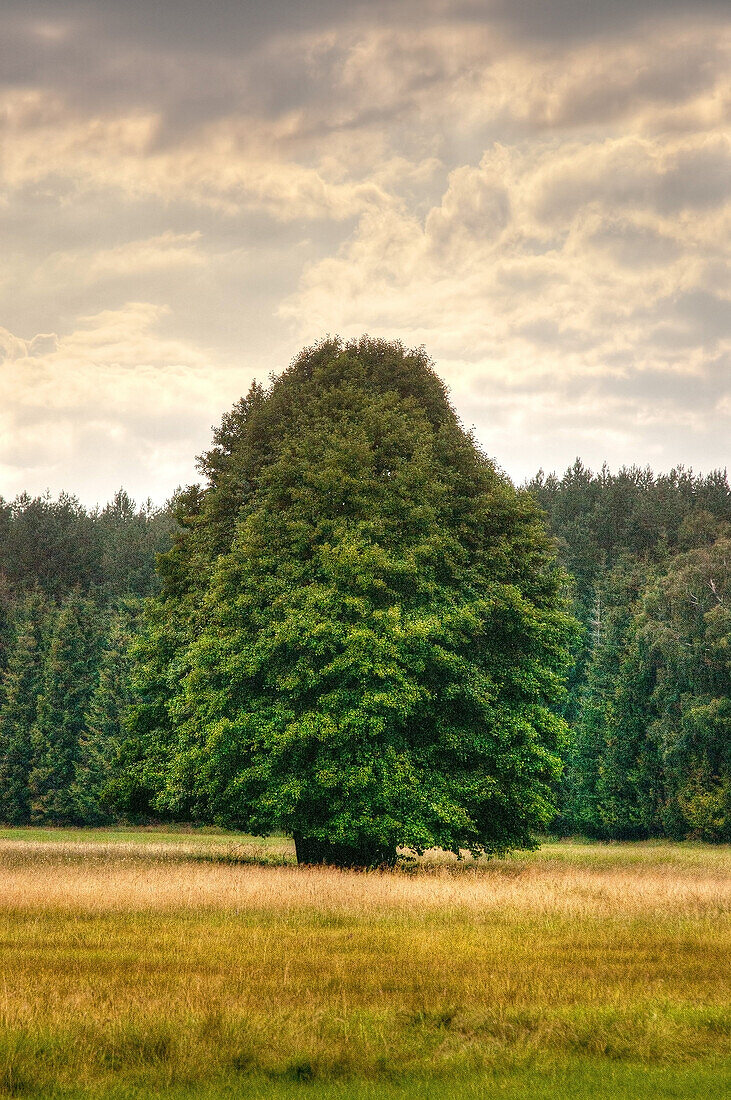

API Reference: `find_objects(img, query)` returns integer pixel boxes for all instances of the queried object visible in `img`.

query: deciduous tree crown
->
[128,337,578,865]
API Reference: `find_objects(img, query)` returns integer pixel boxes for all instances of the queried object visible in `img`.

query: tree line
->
[0,491,172,824]
[0,377,728,843]
[531,462,730,841]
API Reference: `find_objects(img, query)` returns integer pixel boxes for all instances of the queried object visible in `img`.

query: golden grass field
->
[0,829,728,1099]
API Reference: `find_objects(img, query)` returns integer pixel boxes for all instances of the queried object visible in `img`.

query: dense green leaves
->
[0,365,728,846]
[558,535,731,841]
[73,603,142,824]
[0,488,172,826]
[0,489,173,602]
[0,595,50,824]
[29,595,104,824]
[129,338,576,863]
[640,539,731,840]
[533,462,731,841]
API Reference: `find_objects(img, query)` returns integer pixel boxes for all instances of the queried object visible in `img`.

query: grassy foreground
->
[0,830,727,1098]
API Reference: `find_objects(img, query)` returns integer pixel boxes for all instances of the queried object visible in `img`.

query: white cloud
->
[281,128,731,477]
[0,89,395,222]
[0,2,729,498]
[0,305,254,503]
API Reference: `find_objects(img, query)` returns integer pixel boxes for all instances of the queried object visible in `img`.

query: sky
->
[1,0,729,505]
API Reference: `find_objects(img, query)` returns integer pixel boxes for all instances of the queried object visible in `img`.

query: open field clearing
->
[0,832,728,1098]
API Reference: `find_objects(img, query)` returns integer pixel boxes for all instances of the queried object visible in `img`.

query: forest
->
[0,454,729,842]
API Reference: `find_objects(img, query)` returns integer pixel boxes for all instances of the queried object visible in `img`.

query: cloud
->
[284,130,731,352]
[0,329,35,362]
[1,9,727,223]
[281,128,731,478]
[0,327,59,362]
[0,1,729,500]
[0,89,399,221]
[41,232,207,288]
[481,0,729,42]
[0,305,255,503]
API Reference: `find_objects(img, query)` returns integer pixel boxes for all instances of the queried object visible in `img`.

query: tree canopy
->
[532,462,731,840]
[0,391,728,843]
[0,489,169,828]
[125,337,577,865]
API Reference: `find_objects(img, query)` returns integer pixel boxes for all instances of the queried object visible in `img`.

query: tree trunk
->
[293,833,396,869]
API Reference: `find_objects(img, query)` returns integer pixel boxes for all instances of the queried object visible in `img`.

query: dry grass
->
[0,833,728,1098]
[0,840,728,920]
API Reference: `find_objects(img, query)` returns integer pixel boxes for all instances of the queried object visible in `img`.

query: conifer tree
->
[561,588,614,836]
[639,535,731,840]
[29,595,103,824]
[72,603,139,824]
[564,562,659,839]
[562,535,731,840]
[0,577,13,691]
[0,594,50,824]
[592,620,661,839]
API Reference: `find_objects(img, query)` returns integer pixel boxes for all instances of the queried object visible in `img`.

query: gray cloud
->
[485,0,729,41]
[3,0,726,139]
[0,0,729,502]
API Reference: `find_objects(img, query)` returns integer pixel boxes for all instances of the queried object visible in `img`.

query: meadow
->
[0,829,727,1099]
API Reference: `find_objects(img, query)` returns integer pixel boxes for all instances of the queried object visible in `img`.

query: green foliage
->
[105,599,188,820]
[29,595,105,824]
[0,595,51,824]
[0,576,13,692]
[532,462,731,841]
[0,489,172,602]
[97,490,175,601]
[560,535,731,840]
[131,338,577,864]
[72,602,142,824]
[638,537,731,841]
[530,460,730,612]
[0,400,728,841]
[0,488,175,827]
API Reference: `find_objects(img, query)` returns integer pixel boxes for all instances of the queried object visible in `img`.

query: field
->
[0,830,728,1099]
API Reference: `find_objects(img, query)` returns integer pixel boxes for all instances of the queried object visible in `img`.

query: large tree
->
[127,338,577,865]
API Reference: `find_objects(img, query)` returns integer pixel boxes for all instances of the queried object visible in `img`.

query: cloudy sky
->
[1,0,729,504]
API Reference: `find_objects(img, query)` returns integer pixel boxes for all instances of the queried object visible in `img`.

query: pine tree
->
[0,575,13,693]
[561,587,612,835]
[72,603,139,824]
[563,562,657,838]
[0,594,50,824]
[29,595,103,824]
[640,535,731,840]
[593,620,660,839]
